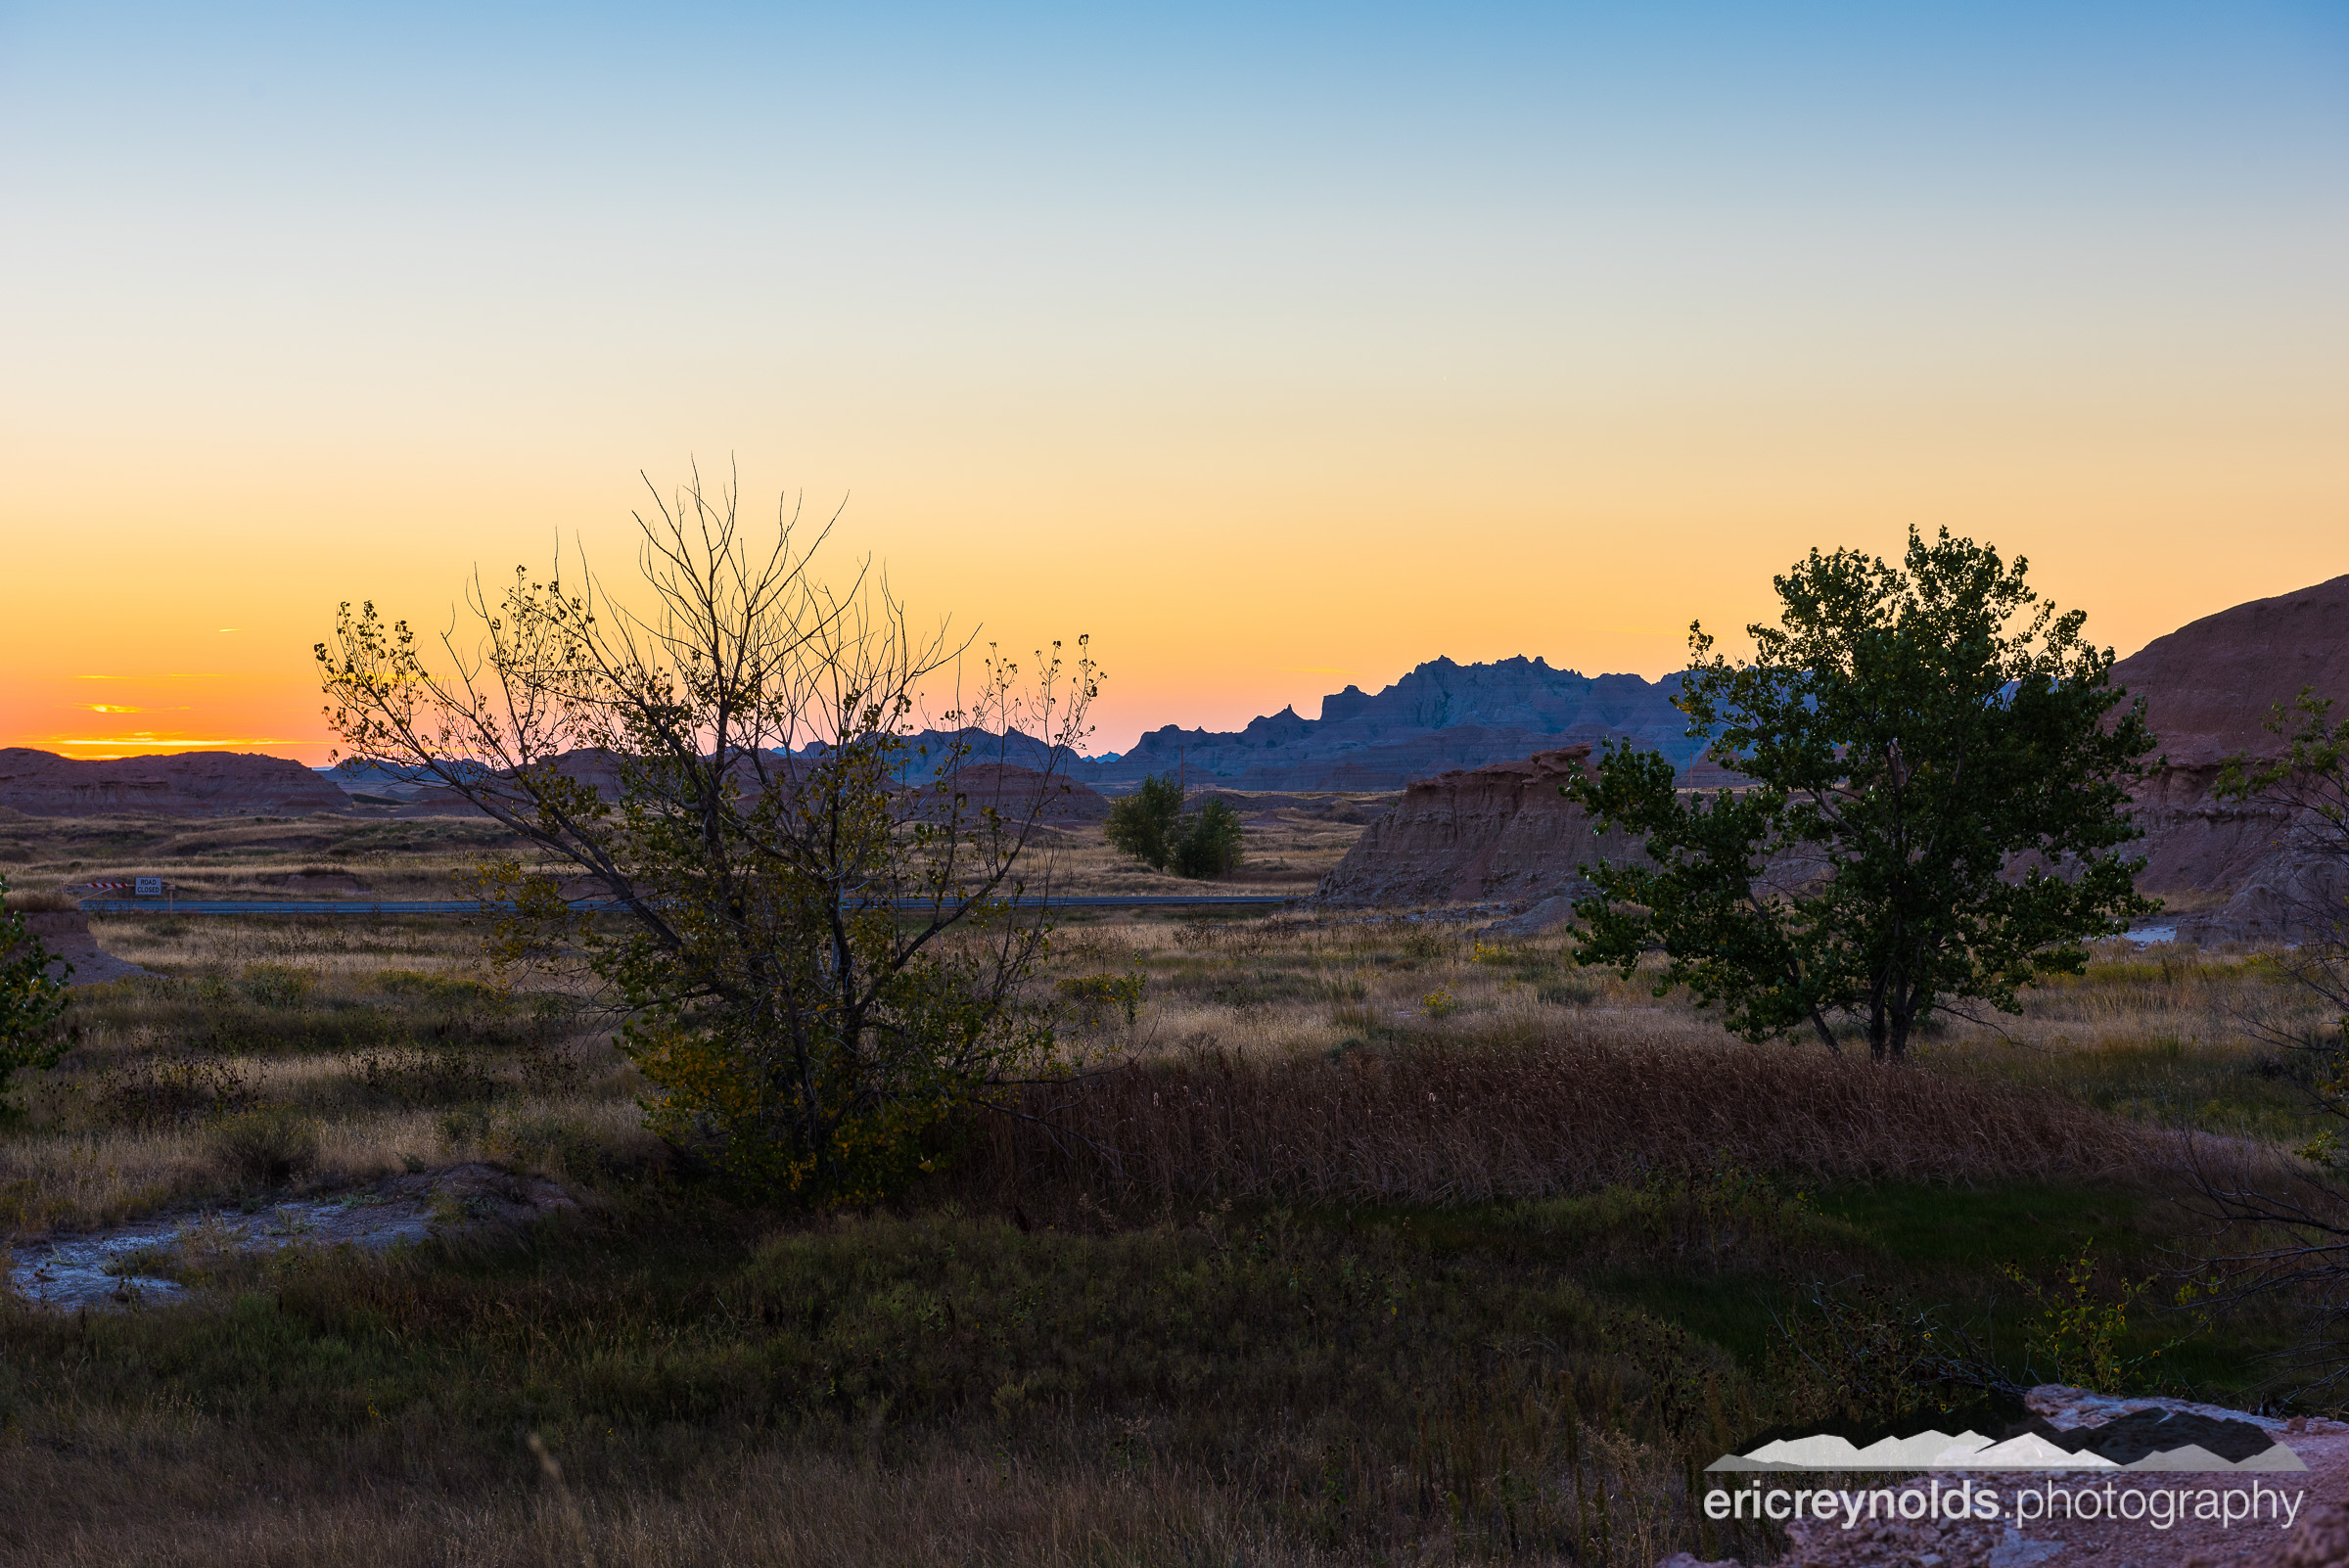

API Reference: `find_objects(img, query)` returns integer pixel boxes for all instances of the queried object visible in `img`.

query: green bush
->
[1104,774,1184,870]
[1170,798,1245,878]
[0,874,70,1111]
[1106,777,1245,879]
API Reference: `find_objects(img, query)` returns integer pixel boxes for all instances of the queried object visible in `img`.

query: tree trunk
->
[1808,1010,1841,1055]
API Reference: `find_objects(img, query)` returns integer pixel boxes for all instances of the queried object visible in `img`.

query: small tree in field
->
[1171,797,1245,878]
[1565,528,2156,1062]
[317,469,1097,1201]
[0,878,70,1112]
[1104,774,1246,879]
[1105,774,1184,871]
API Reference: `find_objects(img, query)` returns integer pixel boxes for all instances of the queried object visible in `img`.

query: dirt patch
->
[12,909,156,986]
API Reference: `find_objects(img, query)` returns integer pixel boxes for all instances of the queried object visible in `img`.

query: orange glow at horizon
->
[1,8,2342,766]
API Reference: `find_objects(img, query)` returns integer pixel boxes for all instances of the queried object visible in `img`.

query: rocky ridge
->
[0,750,351,818]
[1090,658,1703,793]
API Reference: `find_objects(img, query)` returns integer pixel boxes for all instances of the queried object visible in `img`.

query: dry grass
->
[15,1442,1299,1568]
[4,811,2338,1568]
[0,809,524,903]
[6,1384,1702,1568]
[1017,800,1378,896]
[964,1031,2160,1207]
[0,796,1379,906]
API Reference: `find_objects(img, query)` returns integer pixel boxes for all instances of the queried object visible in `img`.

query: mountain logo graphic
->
[1708,1408,2303,1474]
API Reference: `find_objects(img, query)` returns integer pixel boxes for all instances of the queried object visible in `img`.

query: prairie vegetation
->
[2,814,2344,1565]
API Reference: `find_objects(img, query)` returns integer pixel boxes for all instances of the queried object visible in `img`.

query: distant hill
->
[2108,574,2349,940]
[0,750,350,817]
[1082,657,1701,793]
[2109,575,2349,769]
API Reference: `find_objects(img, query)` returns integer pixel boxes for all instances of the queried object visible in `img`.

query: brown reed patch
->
[964,1033,2159,1205]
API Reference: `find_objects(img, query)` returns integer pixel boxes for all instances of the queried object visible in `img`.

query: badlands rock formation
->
[0,750,350,817]
[1090,658,1704,792]
[2112,575,2349,941]
[1315,748,1647,907]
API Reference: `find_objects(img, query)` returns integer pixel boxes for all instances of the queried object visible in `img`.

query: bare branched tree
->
[316,465,1099,1199]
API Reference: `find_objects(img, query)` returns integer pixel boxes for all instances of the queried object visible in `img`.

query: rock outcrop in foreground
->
[1314,747,1646,908]
[0,750,350,818]
[1657,1384,2349,1568]
[2112,575,2349,942]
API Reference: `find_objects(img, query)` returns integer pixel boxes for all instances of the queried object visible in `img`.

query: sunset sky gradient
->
[3,2,2344,761]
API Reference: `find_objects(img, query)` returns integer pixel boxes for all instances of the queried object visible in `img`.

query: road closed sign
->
[135,877,162,897]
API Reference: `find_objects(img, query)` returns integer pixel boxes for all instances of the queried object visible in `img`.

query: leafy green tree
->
[1172,796,1246,878]
[0,878,71,1111]
[318,469,1097,1201]
[1105,773,1184,871]
[1565,528,2156,1062]
[1105,775,1246,879]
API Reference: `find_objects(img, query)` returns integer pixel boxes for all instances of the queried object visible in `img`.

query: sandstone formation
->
[0,750,351,818]
[1087,658,1704,792]
[1314,747,1649,907]
[2111,576,2349,942]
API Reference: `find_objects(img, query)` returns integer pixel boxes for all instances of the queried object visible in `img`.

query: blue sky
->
[3,2,2344,756]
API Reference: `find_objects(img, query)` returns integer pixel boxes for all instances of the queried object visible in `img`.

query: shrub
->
[92,1052,253,1130]
[0,874,70,1110]
[1170,798,1245,879]
[1055,973,1146,1028]
[208,1107,322,1188]
[320,486,1094,1205]
[353,1046,501,1109]
[239,964,316,1008]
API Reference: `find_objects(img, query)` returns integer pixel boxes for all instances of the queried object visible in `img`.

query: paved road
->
[79,895,1299,916]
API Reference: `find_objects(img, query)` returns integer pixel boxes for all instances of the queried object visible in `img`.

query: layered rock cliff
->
[0,750,351,818]
[1314,748,1649,907]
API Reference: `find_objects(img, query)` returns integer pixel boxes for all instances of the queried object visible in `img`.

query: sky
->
[2,1,2344,761]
